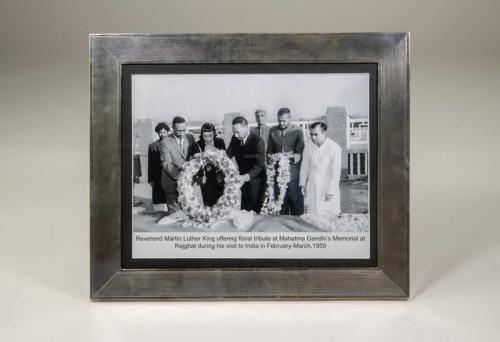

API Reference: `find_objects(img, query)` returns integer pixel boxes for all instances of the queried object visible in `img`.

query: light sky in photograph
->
[132,73,369,123]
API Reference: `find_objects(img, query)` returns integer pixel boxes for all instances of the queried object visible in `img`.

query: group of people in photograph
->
[147,107,342,217]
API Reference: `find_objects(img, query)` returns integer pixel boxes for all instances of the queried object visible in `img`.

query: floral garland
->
[300,213,369,232]
[229,210,255,231]
[177,149,240,223]
[260,153,291,215]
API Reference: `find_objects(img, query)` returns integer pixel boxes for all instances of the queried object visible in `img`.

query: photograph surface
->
[130,68,373,260]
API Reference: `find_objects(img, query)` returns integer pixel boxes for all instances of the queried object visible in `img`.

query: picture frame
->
[90,33,409,300]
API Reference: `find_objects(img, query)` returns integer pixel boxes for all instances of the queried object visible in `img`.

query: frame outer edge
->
[90,35,123,297]
[378,33,410,297]
[90,33,410,300]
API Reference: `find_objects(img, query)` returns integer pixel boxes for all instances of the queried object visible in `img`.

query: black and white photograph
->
[129,66,375,259]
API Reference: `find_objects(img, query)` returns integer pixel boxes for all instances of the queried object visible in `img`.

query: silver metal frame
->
[90,33,409,300]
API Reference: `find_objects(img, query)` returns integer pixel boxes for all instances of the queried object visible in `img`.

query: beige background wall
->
[1,1,499,341]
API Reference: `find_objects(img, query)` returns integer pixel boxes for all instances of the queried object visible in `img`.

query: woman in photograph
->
[148,122,170,211]
[188,123,226,207]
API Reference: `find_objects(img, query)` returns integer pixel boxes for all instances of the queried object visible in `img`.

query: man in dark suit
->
[267,107,305,215]
[250,109,270,206]
[250,109,270,152]
[226,116,266,213]
[159,116,195,211]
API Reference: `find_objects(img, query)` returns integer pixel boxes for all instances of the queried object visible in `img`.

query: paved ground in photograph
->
[133,179,369,214]
[132,179,369,233]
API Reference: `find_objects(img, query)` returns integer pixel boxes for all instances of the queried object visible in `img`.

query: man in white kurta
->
[299,122,342,216]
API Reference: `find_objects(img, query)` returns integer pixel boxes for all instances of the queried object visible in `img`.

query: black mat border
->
[120,63,378,269]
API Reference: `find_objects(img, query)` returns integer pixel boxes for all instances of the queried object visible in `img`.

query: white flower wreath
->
[261,153,291,215]
[177,149,240,223]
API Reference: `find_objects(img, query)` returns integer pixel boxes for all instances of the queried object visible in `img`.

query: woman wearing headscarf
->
[188,123,226,207]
